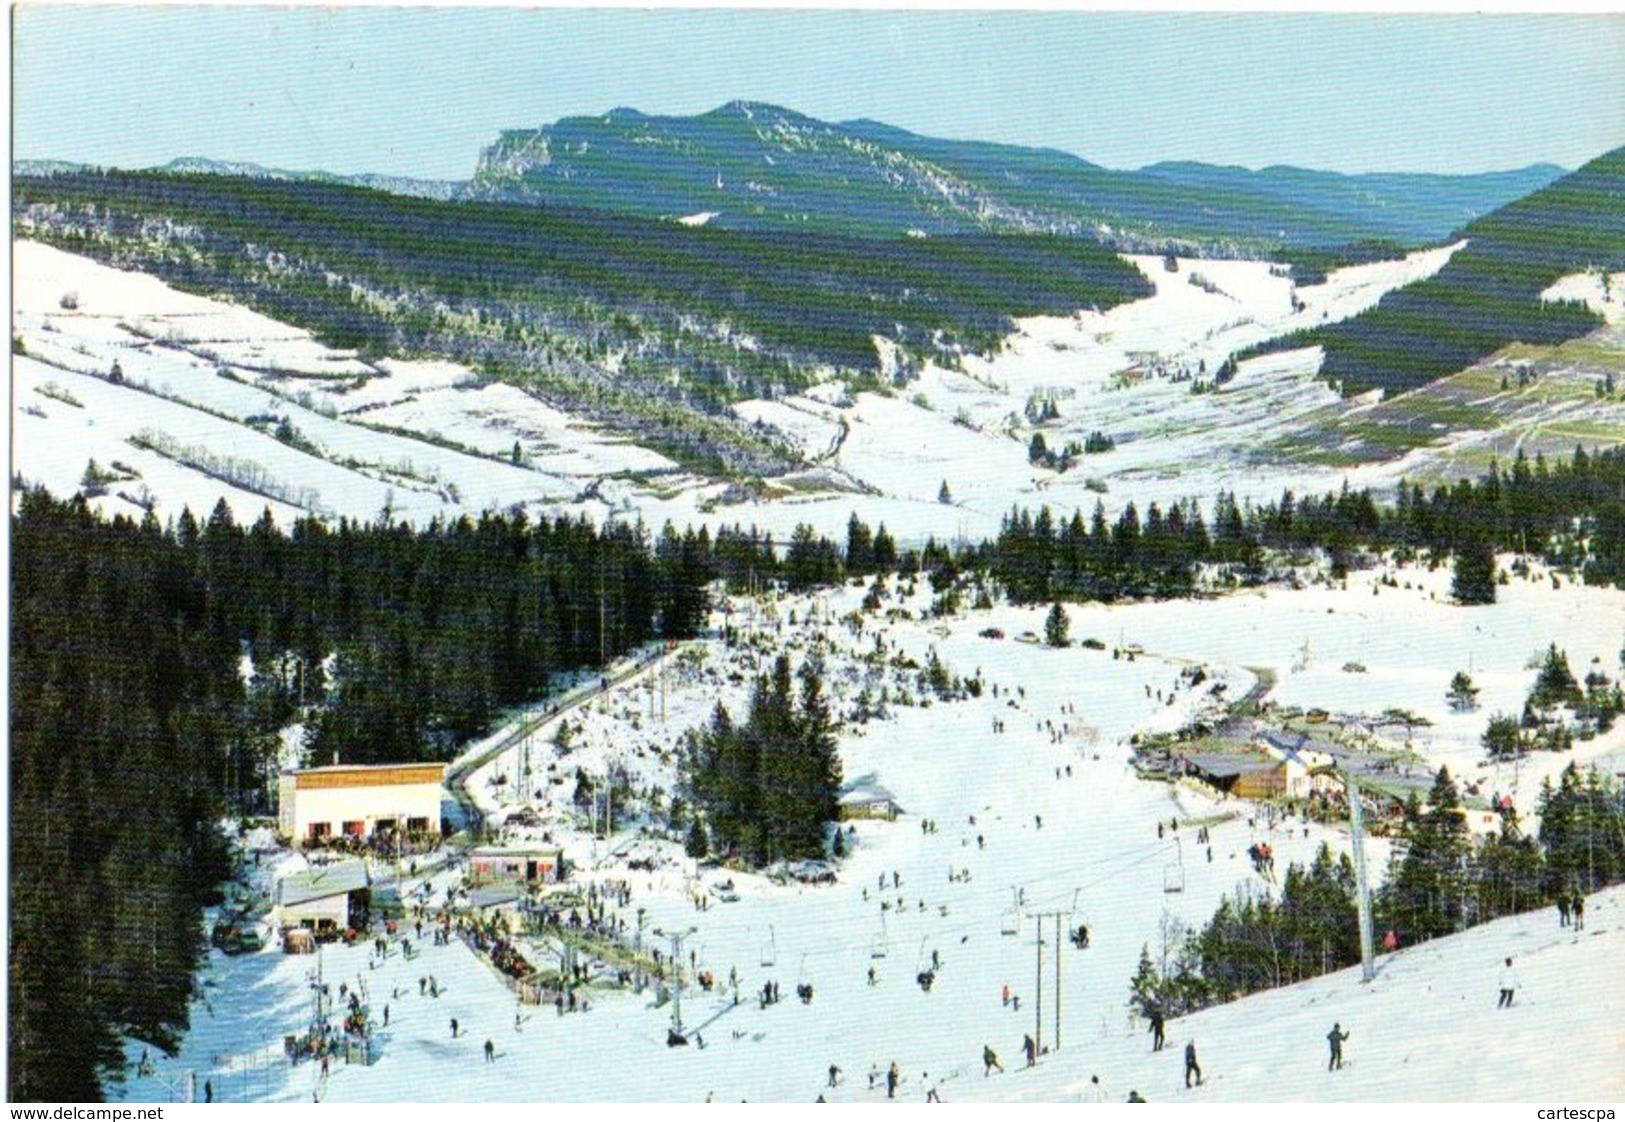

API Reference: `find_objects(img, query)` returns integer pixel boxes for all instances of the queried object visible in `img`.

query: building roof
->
[468,885,522,910]
[471,844,564,859]
[839,785,897,806]
[278,861,372,907]
[291,763,446,791]
[1178,750,1280,780]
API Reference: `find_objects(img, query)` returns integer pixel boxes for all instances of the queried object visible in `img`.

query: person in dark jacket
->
[1184,1041,1202,1088]
[983,1045,1004,1075]
[1572,891,1586,930]
[1148,1008,1166,1052]
[887,1061,900,1099]
[1127,1090,1147,1102]
[1327,1023,1350,1071]
[1022,1033,1037,1067]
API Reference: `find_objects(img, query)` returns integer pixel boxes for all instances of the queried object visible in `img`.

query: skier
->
[1087,1075,1107,1102]
[1382,929,1399,952]
[1022,1033,1037,1067]
[983,1044,1004,1076]
[887,1061,900,1099]
[828,1064,841,1088]
[1148,1007,1166,1052]
[1184,1041,1203,1088]
[1326,1022,1350,1071]
[383,1004,390,1026]
[204,1080,213,1103]
[1557,892,1572,927]
[450,1017,459,1038]
[868,965,877,986]
[1127,1090,1147,1102]
[484,1039,495,1063]
[1497,957,1520,1008]
[1573,891,1586,930]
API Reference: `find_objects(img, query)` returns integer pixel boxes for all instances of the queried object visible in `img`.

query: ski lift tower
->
[1344,769,1377,982]
[654,926,697,1045]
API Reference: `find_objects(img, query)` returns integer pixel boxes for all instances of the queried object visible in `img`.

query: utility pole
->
[1346,769,1377,981]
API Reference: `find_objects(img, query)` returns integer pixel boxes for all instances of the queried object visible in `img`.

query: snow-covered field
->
[113,565,1625,1103]
[11,241,671,525]
[13,237,1508,550]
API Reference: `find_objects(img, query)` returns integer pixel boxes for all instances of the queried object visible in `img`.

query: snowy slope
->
[112,565,1625,1103]
[11,241,672,524]
[705,243,1467,547]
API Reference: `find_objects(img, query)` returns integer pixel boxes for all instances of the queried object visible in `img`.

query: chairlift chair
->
[1164,835,1185,893]
[871,911,889,959]
[1000,886,1023,936]
[759,925,777,969]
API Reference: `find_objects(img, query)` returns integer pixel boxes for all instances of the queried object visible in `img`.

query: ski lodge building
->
[277,763,445,846]
[838,777,901,821]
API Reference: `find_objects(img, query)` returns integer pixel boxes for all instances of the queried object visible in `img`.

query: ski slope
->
[113,564,1625,1103]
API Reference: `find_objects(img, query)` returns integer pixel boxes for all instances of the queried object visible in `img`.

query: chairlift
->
[1000,886,1022,936]
[759,925,777,969]
[870,911,889,959]
[1164,836,1185,894]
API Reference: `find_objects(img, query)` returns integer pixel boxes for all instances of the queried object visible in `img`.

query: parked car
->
[978,627,1005,640]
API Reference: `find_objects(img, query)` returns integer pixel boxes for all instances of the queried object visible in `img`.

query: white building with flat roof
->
[277,762,445,846]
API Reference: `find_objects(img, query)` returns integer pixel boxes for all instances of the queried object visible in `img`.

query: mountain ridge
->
[17,101,1568,254]
[465,101,1569,250]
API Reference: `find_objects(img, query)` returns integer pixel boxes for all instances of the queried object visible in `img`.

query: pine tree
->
[1129,944,1163,1019]
[938,479,953,505]
[1530,644,1580,708]
[1447,670,1480,711]
[1481,714,1525,759]
[685,819,709,859]
[1044,601,1071,647]
[1451,538,1497,604]
[1380,768,1473,942]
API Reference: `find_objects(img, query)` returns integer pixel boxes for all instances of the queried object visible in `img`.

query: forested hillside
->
[12,171,1152,472]
[8,491,710,1099]
[1246,147,1625,396]
[469,101,1562,250]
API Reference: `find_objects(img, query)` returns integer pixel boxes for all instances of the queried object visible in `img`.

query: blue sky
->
[12,8,1623,178]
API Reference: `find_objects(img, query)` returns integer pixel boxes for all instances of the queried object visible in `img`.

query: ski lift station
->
[274,860,374,936]
[277,762,445,847]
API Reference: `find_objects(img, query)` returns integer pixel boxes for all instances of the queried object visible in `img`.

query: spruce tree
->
[1044,601,1071,648]
[1451,538,1497,604]
[1447,670,1480,711]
